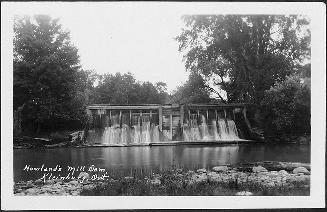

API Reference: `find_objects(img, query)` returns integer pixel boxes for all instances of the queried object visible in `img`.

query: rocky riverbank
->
[14,162,310,196]
[265,135,311,144]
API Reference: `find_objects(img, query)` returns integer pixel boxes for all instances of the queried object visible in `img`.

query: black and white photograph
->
[1,1,325,210]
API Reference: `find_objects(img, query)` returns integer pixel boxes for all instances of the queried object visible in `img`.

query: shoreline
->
[13,133,310,149]
[13,140,309,149]
[14,161,310,196]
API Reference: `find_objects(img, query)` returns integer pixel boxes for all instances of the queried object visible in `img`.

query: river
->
[14,143,310,182]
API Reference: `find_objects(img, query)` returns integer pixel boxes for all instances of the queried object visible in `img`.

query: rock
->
[124,176,134,180]
[278,170,288,175]
[175,173,184,178]
[268,171,279,177]
[295,175,310,183]
[282,136,291,142]
[252,166,268,173]
[235,191,253,196]
[45,180,55,185]
[69,180,79,186]
[71,191,79,196]
[212,166,228,172]
[35,179,44,185]
[197,168,207,173]
[176,168,183,173]
[191,173,208,183]
[150,178,161,185]
[78,172,90,180]
[298,136,310,144]
[265,182,275,187]
[293,167,310,175]
[25,188,37,195]
[22,181,34,188]
[207,172,220,182]
[186,170,195,175]
[83,184,96,191]
[54,178,62,183]
[15,192,26,196]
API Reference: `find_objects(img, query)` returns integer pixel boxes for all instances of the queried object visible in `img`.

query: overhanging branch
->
[204,85,227,103]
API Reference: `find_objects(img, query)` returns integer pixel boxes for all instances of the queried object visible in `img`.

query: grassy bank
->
[14,162,310,196]
[80,169,309,196]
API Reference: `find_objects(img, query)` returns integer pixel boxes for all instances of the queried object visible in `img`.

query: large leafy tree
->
[176,15,310,104]
[261,74,310,136]
[14,15,83,133]
[169,72,212,104]
[92,72,168,104]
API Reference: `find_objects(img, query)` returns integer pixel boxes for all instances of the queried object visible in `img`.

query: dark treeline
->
[14,14,311,138]
[172,15,311,137]
[13,15,169,135]
[88,72,169,105]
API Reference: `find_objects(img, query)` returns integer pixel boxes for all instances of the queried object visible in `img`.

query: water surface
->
[14,143,310,182]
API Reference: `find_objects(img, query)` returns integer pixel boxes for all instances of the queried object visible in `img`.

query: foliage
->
[91,72,169,104]
[261,74,310,136]
[169,72,212,104]
[80,168,309,196]
[13,15,85,133]
[176,15,310,104]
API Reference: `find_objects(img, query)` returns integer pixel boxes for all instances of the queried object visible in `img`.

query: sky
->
[11,3,189,92]
[5,2,318,93]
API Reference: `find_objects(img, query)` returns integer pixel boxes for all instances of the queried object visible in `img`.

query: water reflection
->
[14,144,310,182]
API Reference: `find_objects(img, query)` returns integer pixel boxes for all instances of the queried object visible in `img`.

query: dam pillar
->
[159,106,163,130]
[86,108,93,128]
[197,110,200,123]
[129,110,132,126]
[243,106,252,129]
[119,110,122,128]
[109,110,112,127]
[180,105,184,125]
[170,113,173,140]
[86,108,92,117]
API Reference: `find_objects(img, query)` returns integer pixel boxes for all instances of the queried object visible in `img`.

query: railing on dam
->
[85,103,256,144]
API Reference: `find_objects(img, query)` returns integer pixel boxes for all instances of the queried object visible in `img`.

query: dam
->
[85,103,257,146]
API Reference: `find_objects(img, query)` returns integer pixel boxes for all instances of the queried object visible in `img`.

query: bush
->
[261,75,310,136]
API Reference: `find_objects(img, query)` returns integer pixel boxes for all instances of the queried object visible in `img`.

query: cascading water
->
[98,110,241,145]
[218,119,230,140]
[182,115,240,142]
[151,124,160,142]
[101,114,161,145]
[227,120,239,139]
[211,120,220,140]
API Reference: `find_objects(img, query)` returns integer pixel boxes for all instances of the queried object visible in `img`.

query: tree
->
[92,72,168,105]
[169,72,212,104]
[14,15,83,133]
[176,15,310,104]
[261,74,310,136]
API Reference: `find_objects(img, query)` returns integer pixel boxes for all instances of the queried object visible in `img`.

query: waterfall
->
[227,120,239,139]
[98,110,241,145]
[200,115,211,141]
[141,121,151,143]
[180,117,240,142]
[218,119,230,140]
[120,124,129,144]
[151,124,160,142]
[212,120,220,140]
